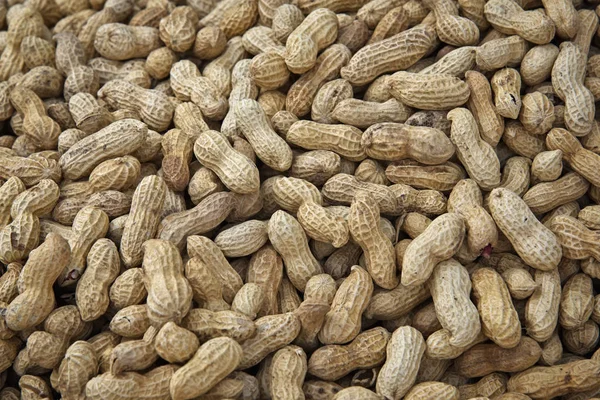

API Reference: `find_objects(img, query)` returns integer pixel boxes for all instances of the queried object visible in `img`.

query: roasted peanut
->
[402,213,465,286]
[489,188,562,271]
[472,267,521,348]
[484,0,555,44]
[141,239,193,326]
[376,326,425,400]
[268,210,322,291]
[5,233,70,331]
[341,22,437,86]
[507,360,600,399]
[551,42,595,136]
[284,8,338,74]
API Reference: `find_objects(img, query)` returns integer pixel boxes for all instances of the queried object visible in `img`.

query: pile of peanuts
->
[1,0,600,398]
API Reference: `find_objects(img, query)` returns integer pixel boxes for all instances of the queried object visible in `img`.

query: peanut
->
[349,191,398,289]
[98,80,174,131]
[284,8,338,74]
[75,238,119,321]
[551,42,595,136]
[5,233,70,331]
[268,210,322,292]
[521,44,559,87]
[120,175,166,268]
[507,360,600,399]
[389,71,470,110]
[489,188,562,271]
[424,0,479,46]
[341,22,437,86]
[547,127,600,186]
[472,267,521,348]
[141,239,193,326]
[402,213,465,286]
[550,215,600,261]
[194,129,260,194]
[270,346,307,400]
[238,312,301,369]
[308,327,390,380]
[287,44,351,118]
[234,99,292,171]
[320,265,374,344]
[109,267,147,310]
[86,364,177,400]
[287,120,366,161]
[376,326,426,400]
[525,269,561,342]
[484,0,555,44]
[429,259,481,348]
[94,23,160,60]
[523,172,589,214]
[362,123,453,165]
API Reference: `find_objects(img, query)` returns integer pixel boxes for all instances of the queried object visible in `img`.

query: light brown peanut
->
[268,210,322,292]
[402,213,465,286]
[428,259,481,348]
[362,122,453,165]
[489,188,562,271]
[507,360,600,399]
[341,22,437,86]
[449,107,501,190]
[75,238,119,321]
[284,8,338,74]
[320,266,373,344]
[120,175,166,268]
[465,70,504,146]
[309,327,390,381]
[551,42,595,136]
[5,233,70,331]
[389,71,470,110]
[348,191,398,289]
[484,0,555,44]
[141,239,193,326]
[376,326,425,400]
[525,269,561,342]
[270,346,307,400]
[472,267,521,348]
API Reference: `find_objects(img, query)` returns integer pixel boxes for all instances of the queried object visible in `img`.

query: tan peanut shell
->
[270,346,307,400]
[120,175,166,268]
[489,188,562,271]
[472,267,521,348]
[402,213,465,286]
[507,360,600,399]
[309,327,390,381]
[362,123,454,165]
[141,239,193,326]
[238,312,301,369]
[389,72,470,110]
[551,42,595,136]
[376,326,425,400]
[319,266,374,345]
[287,120,366,162]
[268,210,322,292]
[75,238,120,321]
[183,309,256,343]
[429,259,481,348]
[405,382,459,400]
[525,269,561,342]
[484,0,555,44]
[284,8,338,74]
[59,119,147,180]
[5,233,70,331]
[455,337,541,378]
[341,23,437,86]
